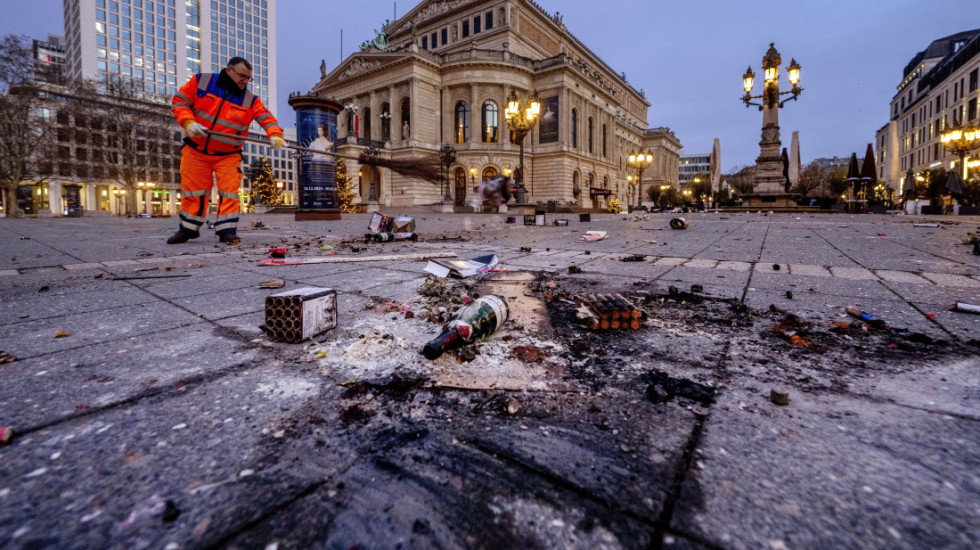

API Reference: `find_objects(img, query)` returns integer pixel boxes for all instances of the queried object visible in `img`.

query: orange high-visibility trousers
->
[178,146,242,235]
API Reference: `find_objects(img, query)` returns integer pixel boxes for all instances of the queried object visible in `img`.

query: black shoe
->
[218,232,240,245]
[166,229,200,244]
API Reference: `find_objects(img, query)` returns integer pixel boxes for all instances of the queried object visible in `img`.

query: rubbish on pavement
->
[519,247,531,253]
[925,313,936,318]
[789,334,812,347]
[424,254,499,278]
[54,329,71,338]
[690,284,704,293]
[505,398,521,415]
[392,215,416,234]
[568,265,583,274]
[260,252,456,266]
[365,232,418,243]
[579,213,591,222]
[772,264,781,271]
[786,290,794,299]
[951,301,980,314]
[0,351,16,364]
[111,275,192,280]
[265,287,338,343]
[251,220,266,229]
[421,295,509,360]
[535,210,546,226]
[770,389,790,406]
[845,306,886,329]
[506,216,517,224]
[912,223,939,228]
[621,254,645,262]
[268,247,288,259]
[367,212,394,233]
[0,426,12,445]
[553,218,569,226]
[579,231,607,241]
[576,293,643,330]
[259,280,285,289]
[669,217,689,230]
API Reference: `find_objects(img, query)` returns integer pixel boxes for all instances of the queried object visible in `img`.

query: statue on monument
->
[402,120,410,140]
[320,59,326,79]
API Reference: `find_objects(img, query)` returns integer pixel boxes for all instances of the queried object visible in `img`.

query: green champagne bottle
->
[421,295,509,360]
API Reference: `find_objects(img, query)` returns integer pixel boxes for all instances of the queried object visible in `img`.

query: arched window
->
[380,103,391,142]
[602,124,607,157]
[573,171,581,194]
[455,101,469,143]
[482,167,498,181]
[346,109,355,137]
[482,100,498,142]
[571,109,578,148]
[588,117,594,153]
[362,107,372,140]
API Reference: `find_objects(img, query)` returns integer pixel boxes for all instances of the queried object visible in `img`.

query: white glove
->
[271,135,285,149]
[184,121,207,138]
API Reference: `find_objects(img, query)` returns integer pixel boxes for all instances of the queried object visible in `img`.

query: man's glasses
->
[228,66,253,82]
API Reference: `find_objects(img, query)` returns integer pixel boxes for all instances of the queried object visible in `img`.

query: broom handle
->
[204,130,363,162]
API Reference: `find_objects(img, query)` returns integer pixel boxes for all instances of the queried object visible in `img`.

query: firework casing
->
[421,295,509,360]
[265,287,337,343]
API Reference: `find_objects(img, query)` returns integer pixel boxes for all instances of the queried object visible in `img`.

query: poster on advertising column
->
[296,107,339,211]
[538,96,559,143]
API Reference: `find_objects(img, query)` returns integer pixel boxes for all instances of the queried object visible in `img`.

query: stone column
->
[388,83,398,146]
[85,183,96,213]
[47,180,62,217]
[409,78,418,146]
[369,90,378,142]
[470,82,479,147]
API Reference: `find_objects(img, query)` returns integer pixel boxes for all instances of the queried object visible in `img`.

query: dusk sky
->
[6,0,977,171]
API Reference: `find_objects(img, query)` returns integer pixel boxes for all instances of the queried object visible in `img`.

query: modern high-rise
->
[63,0,276,110]
[678,151,711,188]
[33,34,67,86]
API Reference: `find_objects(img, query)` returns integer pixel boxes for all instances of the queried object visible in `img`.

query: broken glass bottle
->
[421,295,509,360]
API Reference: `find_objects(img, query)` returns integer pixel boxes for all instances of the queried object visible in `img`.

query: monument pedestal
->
[740,193,800,208]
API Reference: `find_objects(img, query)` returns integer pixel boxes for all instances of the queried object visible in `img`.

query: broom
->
[204,131,444,184]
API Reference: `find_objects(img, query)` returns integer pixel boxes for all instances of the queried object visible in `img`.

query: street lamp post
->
[379,111,391,142]
[627,150,653,209]
[137,181,155,215]
[741,43,803,205]
[504,88,540,202]
[469,167,477,206]
[364,146,381,202]
[440,143,456,203]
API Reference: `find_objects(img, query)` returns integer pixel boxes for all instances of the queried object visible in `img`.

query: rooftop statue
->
[359,30,389,52]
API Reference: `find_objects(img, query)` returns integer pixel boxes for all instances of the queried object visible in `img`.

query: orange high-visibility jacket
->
[171,72,282,155]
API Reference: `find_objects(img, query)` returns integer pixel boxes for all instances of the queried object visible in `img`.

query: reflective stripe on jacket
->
[171,73,283,156]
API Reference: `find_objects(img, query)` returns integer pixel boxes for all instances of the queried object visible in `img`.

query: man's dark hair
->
[227,56,252,71]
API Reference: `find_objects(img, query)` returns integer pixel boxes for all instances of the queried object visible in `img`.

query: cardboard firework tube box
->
[265,287,338,343]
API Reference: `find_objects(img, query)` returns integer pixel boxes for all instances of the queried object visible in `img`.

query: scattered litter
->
[268,247,288,259]
[1,426,12,446]
[133,267,159,273]
[320,244,334,251]
[54,329,71,338]
[789,334,812,347]
[950,301,980,314]
[845,306,886,329]
[260,252,456,266]
[579,213,591,222]
[912,223,938,228]
[690,284,704,293]
[505,398,521,415]
[669,217,689,230]
[424,254,499,278]
[519,247,531,253]
[925,313,936,319]
[877,233,887,237]
[553,218,569,226]
[162,500,181,523]
[392,215,416,234]
[0,351,15,364]
[643,370,715,405]
[579,231,607,241]
[568,265,582,274]
[367,212,394,233]
[641,227,665,231]
[265,287,338,343]
[111,275,192,280]
[772,264,781,271]
[258,280,285,289]
[421,295,509,360]
[251,220,266,229]
[770,389,790,406]
[785,290,794,299]
[621,254,645,262]
[575,293,644,330]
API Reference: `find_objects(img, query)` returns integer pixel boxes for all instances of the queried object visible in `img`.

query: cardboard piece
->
[393,216,416,233]
[424,254,499,278]
[259,252,456,266]
[368,212,394,233]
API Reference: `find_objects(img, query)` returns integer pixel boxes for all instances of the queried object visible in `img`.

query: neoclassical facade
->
[311,0,680,209]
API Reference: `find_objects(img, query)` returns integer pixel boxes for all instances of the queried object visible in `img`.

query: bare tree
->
[724,165,755,195]
[795,162,827,198]
[74,78,173,214]
[0,35,57,216]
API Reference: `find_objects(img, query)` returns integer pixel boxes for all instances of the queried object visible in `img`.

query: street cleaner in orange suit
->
[168,56,284,244]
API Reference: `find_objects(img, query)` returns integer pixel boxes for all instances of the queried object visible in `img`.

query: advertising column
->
[289,93,343,221]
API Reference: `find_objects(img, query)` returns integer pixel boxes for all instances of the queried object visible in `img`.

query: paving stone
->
[789,264,831,277]
[921,272,980,288]
[715,260,752,272]
[683,259,718,269]
[654,257,686,266]
[62,263,104,271]
[875,270,931,284]
[829,266,878,280]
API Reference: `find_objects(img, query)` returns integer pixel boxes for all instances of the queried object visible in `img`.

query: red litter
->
[925,313,936,318]
[878,233,887,237]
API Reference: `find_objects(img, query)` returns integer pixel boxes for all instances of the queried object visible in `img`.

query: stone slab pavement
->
[0,211,978,549]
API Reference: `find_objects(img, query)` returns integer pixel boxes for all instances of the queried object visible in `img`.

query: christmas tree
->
[336,158,357,213]
[249,158,282,206]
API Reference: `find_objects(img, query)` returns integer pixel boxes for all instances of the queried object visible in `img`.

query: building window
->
[970,97,978,121]
[462,20,469,38]
[482,167,497,181]
[400,98,410,134]
[441,28,447,45]
[601,124,607,157]
[481,100,497,143]
[380,102,391,141]
[571,109,577,148]
[587,117,594,153]
[455,101,469,143]
[486,11,493,29]
[474,15,481,34]
[971,68,978,93]
[431,32,437,47]
[421,36,427,49]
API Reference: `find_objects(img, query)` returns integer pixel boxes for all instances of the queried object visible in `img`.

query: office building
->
[876,29,980,196]
[678,151,710,188]
[33,35,67,85]
[63,0,276,111]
